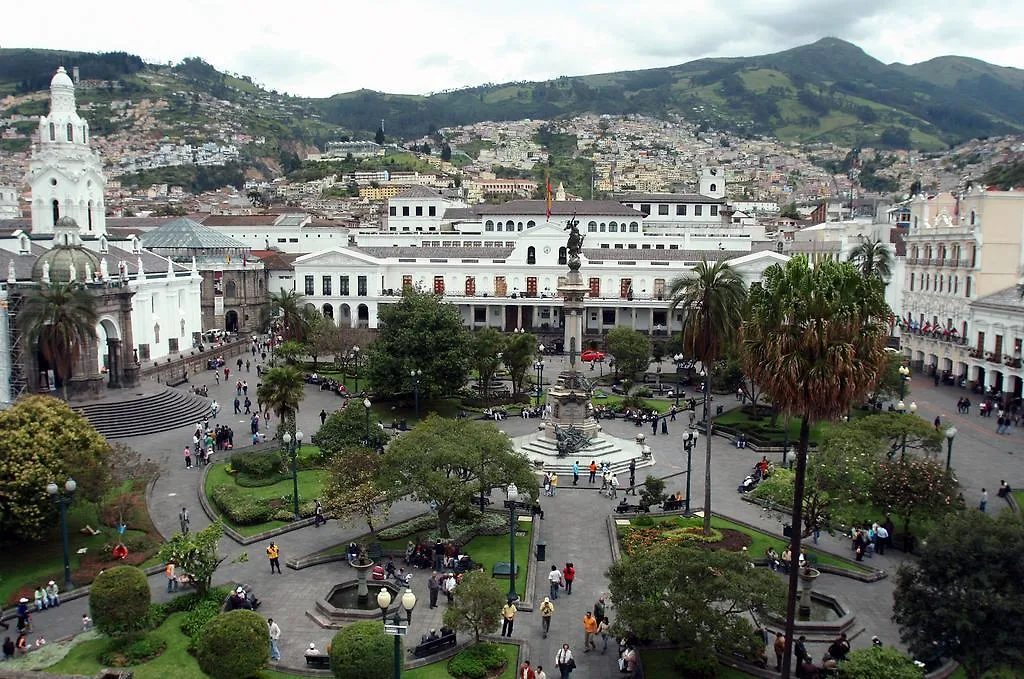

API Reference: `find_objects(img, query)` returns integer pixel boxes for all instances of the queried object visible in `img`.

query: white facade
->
[26,67,107,237]
[200,214,349,253]
[384,186,465,232]
[964,287,1024,397]
[0,186,19,219]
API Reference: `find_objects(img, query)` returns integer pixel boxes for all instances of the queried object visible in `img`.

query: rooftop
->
[466,200,644,218]
[614,192,725,204]
[354,246,514,259]
[971,286,1024,312]
[393,185,442,199]
[140,217,250,251]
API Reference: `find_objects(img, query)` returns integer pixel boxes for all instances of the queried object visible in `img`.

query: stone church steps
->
[77,388,212,439]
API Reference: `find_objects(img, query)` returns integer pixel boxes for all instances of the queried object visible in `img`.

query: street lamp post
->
[352,346,361,394]
[377,588,392,623]
[380,589,417,679]
[673,353,685,407]
[410,369,422,419]
[681,431,697,514]
[363,398,372,443]
[46,478,77,592]
[945,426,957,470]
[503,484,531,601]
[282,431,304,520]
[897,401,917,456]
[533,359,545,408]
[898,364,911,401]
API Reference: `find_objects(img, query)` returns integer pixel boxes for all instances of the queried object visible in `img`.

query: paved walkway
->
[15,364,1019,675]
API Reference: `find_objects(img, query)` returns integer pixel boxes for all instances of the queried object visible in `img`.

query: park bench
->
[411,632,457,659]
[305,654,331,669]
[491,562,519,580]
[614,501,649,514]
[166,373,189,387]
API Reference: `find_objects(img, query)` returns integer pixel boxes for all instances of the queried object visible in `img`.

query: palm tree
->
[257,365,306,435]
[19,282,99,400]
[848,235,893,281]
[667,258,748,536]
[270,289,306,341]
[742,257,889,679]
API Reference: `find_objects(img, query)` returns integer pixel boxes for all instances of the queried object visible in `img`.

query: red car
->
[581,349,605,362]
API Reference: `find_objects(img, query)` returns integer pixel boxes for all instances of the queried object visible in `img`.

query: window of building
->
[527,246,536,265]
[428,206,436,217]
[970,210,976,226]
[640,204,651,215]
[389,206,396,216]
[609,223,617,232]
[966,276,972,297]
[415,206,423,216]
[710,205,718,216]
[485,220,494,231]
[52,199,59,224]
[953,277,958,294]
[322,276,332,296]
[676,204,687,216]
[357,276,367,296]
[558,247,567,265]
[67,123,73,142]
[506,221,514,231]
[658,204,669,215]
[909,274,914,291]
[304,275,314,295]
[433,276,445,294]
[527,220,536,228]
[588,221,597,232]
[49,122,55,141]
[599,223,606,232]
[402,206,410,216]
[709,183,717,193]
[340,276,349,295]
[614,244,623,249]
[629,222,639,232]
[695,205,703,216]
[971,247,978,268]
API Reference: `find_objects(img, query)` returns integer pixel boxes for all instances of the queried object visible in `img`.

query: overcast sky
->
[7,0,1023,97]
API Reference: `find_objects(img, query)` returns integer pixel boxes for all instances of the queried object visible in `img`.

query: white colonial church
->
[0,68,203,403]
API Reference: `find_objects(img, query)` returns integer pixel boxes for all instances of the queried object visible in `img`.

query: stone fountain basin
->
[312,580,403,627]
[765,591,856,637]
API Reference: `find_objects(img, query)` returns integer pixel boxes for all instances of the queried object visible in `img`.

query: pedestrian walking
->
[320,409,328,425]
[313,500,325,527]
[572,461,579,486]
[593,596,605,623]
[183,446,192,469]
[234,397,241,414]
[980,488,988,513]
[588,461,597,484]
[428,572,440,608]
[548,565,563,600]
[501,598,517,637]
[934,415,941,430]
[562,563,575,595]
[215,372,220,385]
[582,612,598,652]
[540,597,554,638]
[244,397,252,414]
[549,472,558,496]
[555,644,575,678]
[179,507,190,534]
[773,632,786,671]
[651,417,657,435]
[268,618,281,661]
[597,616,610,653]
[795,635,811,666]
[246,359,251,372]
[998,480,1014,506]
[536,666,547,679]
[266,542,282,574]
[165,562,177,592]
[237,358,243,372]
[517,660,536,679]
[661,417,668,434]
[628,459,636,496]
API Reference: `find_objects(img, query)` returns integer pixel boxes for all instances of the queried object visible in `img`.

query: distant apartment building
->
[473,178,538,197]
[359,185,406,202]
[899,188,1024,396]
[308,140,384,161]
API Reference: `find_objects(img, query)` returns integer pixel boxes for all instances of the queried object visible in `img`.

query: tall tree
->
[742,256,890,679]
[19,282,99,400]
[323,445,390,536]
[375,125,385,146]
[313,404,390,457]
[848,235,893,282]
[440,144,452,162]
[605,326,651,388]
[256,365,306,434]
[872,455,961,545]
[157,522,225,596]
[894,512,1024,677]
[376,416,536,538]
[366,290,470,399]
[501,330,536,396]
[470,327,507,400]
[441,571,505,642]
[269,288,306,341]
[668,258,748,535]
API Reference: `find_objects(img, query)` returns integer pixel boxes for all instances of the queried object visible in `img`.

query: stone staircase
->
[516,431,654,476]
[76,387,212,439]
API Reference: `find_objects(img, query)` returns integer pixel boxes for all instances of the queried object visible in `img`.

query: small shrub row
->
[212,485,276,525]
[448,643,508,679]
[100,634,167,666]
[229,450,283,479]
[377,514,439,540]
[426,512,508,543]
[181,595,225,650]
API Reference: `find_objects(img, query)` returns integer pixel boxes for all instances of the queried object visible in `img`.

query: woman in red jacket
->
[562,563,575,595]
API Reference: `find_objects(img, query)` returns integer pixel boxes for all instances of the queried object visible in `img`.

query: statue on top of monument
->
[564,214,584,260]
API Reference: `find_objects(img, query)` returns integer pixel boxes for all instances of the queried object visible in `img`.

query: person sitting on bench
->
[305,642,323,657]
[421,629,439,644]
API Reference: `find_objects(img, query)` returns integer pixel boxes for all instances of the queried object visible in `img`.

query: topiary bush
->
[89,565,151,636]
[448,643,508,678]
[329,620,396,679]
[196,610,270,679]
[230,450,282,479]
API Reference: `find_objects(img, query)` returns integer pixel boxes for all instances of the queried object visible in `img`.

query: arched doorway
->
[322,303,334,321]
[357,304,369,328]
[97,318,120,371]
[339,303,351,327]
[226,310,239,332]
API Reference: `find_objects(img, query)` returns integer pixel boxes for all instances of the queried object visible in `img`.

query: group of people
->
[185,419,234,468]
[764,547,807,573]
[850,519,893,560]
[776,631,858,678]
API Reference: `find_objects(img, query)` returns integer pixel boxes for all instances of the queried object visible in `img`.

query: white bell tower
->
[26,67,107,237]
[699,167,725,199]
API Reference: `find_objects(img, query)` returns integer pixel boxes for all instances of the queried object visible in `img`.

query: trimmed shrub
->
[181,595,225,650]
[448,643,508,678]
[329,620,396,679]
[838,646,929,679]
[377,514,438,540]
[211,485,276,525]
[230,450,282,479]
[89,566,151,636]
[196,610,270,679]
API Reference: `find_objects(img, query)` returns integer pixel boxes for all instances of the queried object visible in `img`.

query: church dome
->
[31,217,101,284]
[51,66,74,90]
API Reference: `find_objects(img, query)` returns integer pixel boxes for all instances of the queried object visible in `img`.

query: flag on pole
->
[545,171,553,221]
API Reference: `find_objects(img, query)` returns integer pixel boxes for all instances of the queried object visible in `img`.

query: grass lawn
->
[404,642,519,679]
[45,612,306,679]
[622,516,874,576]
[593,394,673,413]
[0,478,162,605]
[1013,490,1024,512]
[204,462,328,537]
[713,408,827,444]
[461,519,533,597]
[641,648,755,678]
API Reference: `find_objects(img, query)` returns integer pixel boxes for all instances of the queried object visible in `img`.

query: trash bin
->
[782,523,793,538]
[536,540,546,562]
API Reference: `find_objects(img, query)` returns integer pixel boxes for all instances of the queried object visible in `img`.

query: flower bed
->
[620,517,751,557]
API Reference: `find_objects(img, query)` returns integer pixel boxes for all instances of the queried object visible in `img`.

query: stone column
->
[107,339,121,388]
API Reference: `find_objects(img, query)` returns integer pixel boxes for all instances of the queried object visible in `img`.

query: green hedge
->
[197,610,270,679]
[375,511,508,544]
[377,515,438,540]
[89,566,151,636]
[100,634,166,666]
[181,595,226,650]
[230,450,283,479]
[447,643,508,679]
[212,484,319,526]
[330,620,396,679]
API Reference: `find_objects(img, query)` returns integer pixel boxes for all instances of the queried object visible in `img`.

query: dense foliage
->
[837,646,924,679]
[329,620,397,679]
[157,522,224,596]
[89,566,151,636]
[441,571,505,642]
[196,610,270,679]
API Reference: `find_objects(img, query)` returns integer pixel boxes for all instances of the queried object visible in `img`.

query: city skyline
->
[5,0,1024,97]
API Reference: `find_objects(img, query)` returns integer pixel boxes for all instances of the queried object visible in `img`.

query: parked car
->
[581,349,605,362]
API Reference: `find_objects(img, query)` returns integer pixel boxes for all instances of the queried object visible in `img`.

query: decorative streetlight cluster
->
[673,353,686,407]
[897,400,917,456]
[351,345,362,393]
[945,426,958,470]
[533,356,545,408]
[363,397,372,443]
[898,364,911,400]
[47,478,77,591]
[503,483,533,601]
[377,588,417,679]
[281,430,304,519]
[410,369,422,419]
[680,430,698,514]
